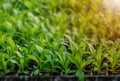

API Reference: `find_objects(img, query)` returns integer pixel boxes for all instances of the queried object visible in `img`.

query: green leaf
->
[9,59,17,64]
[8,37,15,49]
[34,69,40,75]
[23,70,29,74]
[5,69,10,74]
[15,51,23,58]
[76,70,84,81]
[20,58,24,66]
[1,33,6,44]
[28,55,40,65]
[35,45,43,53]
[81,60,92,69]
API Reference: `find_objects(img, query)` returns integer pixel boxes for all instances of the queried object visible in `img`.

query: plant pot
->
[0,75,120,81]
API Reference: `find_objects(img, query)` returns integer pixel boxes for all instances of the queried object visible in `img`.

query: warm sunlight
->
[105,0,120,14]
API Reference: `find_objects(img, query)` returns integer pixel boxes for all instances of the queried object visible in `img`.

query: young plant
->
[14,50,29,75]
[44,51,58,74]
[0,53,12,75]
[56,51,74,75]
[28,45,52,75]
[28,54,43,75]
[106,42,120,74]
[70,41,92,81]
[90,44,107,74]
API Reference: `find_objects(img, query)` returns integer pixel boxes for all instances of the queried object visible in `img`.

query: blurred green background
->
[0,0,120,42]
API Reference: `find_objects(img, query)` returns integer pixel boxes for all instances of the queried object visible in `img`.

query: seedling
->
[0,53,14,75]
[89,43,107,74]
[70,41,92,81]
[106,42,120,74]
[56,51,74,75]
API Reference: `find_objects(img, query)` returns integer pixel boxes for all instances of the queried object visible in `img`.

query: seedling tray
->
[0,75,120,81]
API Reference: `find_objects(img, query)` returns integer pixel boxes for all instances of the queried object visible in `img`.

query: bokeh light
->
[103,0,120,14]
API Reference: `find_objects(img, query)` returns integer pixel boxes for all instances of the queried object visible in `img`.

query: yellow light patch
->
[102,0,120,14]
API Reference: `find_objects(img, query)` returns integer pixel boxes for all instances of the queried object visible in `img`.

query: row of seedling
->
[0,34,120,76]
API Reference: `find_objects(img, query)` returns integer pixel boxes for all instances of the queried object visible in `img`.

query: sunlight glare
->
[108,0,120,12]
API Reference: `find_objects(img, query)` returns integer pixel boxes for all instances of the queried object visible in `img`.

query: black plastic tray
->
[0,75,119,81]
